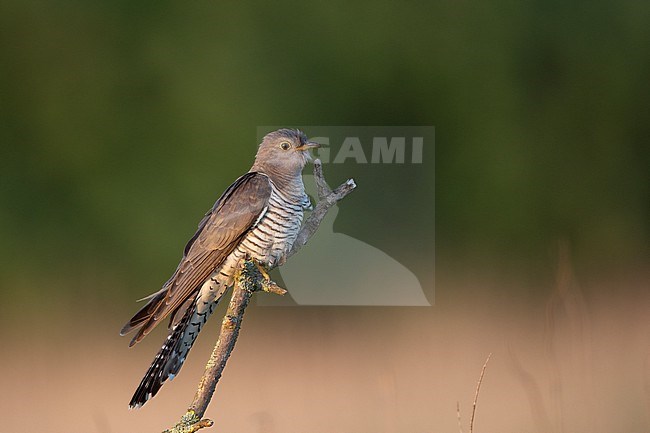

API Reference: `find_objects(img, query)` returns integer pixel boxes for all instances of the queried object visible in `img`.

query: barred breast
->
[202,174,307,298]
[238,183,305,266]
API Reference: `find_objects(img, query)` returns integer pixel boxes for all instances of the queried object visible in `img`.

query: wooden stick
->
[288,159,356,259]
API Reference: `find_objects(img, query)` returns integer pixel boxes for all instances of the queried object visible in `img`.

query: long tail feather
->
[128,295,220,408]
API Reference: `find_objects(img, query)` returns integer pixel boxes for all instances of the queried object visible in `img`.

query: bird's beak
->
[295,141,321,151]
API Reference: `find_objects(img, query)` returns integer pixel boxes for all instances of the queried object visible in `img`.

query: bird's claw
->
[247,258,287,296]
[252,259,271,281]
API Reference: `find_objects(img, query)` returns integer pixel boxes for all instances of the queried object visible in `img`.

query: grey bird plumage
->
[121,129,319,408]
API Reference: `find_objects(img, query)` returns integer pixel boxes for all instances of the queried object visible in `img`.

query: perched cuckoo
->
[121,129,319,408]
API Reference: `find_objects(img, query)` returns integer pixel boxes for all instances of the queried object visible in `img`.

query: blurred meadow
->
[1,0,649,432]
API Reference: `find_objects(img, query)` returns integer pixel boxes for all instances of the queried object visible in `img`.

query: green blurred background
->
[1,1,649,432]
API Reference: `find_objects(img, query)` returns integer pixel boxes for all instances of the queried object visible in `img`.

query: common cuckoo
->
[121,129,319,408]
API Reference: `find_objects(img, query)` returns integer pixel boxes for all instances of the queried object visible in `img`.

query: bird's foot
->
[243,258,288,296]
[252,259,272,281]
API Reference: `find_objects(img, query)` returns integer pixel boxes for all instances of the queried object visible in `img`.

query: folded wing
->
[120,172,272,346]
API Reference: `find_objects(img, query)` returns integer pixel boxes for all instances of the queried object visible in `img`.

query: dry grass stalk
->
[457,352,492,433]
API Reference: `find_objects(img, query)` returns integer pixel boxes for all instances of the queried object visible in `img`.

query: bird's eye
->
[280,142,291,150]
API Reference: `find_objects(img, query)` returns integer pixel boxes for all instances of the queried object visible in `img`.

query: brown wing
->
[121,172,271,346]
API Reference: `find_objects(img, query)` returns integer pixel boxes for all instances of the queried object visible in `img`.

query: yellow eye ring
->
[280,141,291,150]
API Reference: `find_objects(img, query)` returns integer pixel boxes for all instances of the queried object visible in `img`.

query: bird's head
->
[252,129,320,177]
